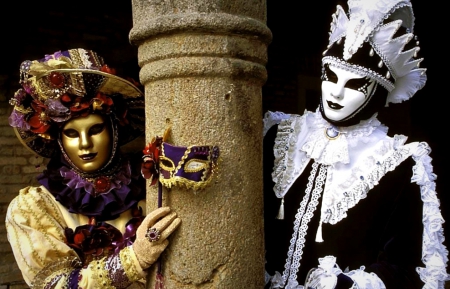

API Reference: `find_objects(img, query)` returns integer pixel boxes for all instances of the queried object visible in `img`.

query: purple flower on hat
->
[13,89,27,105]
[45,99,70,123]
[8,110,30,130]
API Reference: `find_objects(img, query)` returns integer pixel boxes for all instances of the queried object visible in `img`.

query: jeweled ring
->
[145,227,161,242]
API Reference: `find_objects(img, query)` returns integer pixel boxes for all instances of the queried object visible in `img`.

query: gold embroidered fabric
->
[6,186,145,288]
[89,258,114,289]
[120,246,145,281]
[31,257,81,288]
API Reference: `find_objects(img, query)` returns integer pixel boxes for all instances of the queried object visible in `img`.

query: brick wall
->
[0,75,43,289]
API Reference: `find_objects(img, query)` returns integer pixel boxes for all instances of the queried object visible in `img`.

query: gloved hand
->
[132,206,181,269]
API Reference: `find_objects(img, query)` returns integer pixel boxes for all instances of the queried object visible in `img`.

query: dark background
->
[1,0,448,255]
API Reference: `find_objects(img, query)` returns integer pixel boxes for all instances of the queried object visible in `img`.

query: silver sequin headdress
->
[322,0,426,105]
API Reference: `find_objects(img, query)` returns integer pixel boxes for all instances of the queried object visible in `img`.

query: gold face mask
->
[61,114,112,173]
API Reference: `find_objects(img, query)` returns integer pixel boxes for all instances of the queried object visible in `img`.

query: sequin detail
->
[105,253,132,288]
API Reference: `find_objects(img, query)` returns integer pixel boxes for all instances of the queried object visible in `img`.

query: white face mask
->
[321,65,376,122]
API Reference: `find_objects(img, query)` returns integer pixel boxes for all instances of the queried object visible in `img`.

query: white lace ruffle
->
[271,114,307,199]
[271,110,388,199]
[263,110,291,137]
[269,255,387,289]
[77,48,93,68]
[321,134,411,225]
[301,121,350,165]
[411,142,450,288]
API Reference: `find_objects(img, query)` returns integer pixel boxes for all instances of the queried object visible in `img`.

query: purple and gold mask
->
[158,142,220,190]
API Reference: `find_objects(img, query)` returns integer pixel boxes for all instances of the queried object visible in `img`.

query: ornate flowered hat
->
[9,48,145,158]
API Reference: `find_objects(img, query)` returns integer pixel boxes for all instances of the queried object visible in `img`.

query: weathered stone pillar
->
[130,1,271,288]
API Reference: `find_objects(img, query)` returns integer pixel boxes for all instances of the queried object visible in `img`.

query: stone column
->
[129,1,271,288]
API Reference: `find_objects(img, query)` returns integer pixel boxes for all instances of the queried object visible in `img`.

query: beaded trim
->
[159,143,220,191]
[322,56,394,92]
[89,257,114,289]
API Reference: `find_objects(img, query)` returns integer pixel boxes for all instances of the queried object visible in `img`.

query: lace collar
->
[300,109,388,166]
[271,110,389,198]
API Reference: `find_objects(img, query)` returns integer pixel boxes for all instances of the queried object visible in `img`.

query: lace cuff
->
[86,247,145,289]
[344,266,386,289]
[304,256,342,289]
[120,246,146,281]
[302,256,386,289]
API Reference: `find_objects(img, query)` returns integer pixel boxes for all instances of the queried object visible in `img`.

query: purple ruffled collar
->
[38,152,146,221]
[59,163,131,196]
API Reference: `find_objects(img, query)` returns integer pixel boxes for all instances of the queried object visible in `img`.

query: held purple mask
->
[159,142,220,190]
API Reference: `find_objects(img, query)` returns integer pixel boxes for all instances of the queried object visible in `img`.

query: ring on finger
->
[145,227,161,242]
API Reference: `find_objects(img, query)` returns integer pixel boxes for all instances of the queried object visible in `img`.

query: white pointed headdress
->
[322,0,426,105]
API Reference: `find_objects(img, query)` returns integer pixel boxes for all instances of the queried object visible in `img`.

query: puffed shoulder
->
[6,186,78,285]
[7,186,67,232]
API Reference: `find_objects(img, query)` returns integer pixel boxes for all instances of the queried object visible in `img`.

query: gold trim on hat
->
[36,69,143,98]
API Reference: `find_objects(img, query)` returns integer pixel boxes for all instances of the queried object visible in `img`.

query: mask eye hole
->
[346,77,369,90]
[184,159,208,173]
[63,128,79,138]
[323,64,338,83]
[89,123,105,136]
[159,156,175,171]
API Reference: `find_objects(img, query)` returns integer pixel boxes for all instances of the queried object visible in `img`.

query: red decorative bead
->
[94,176,111,194]
[48,72,65,88]
[61,94,72,103]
